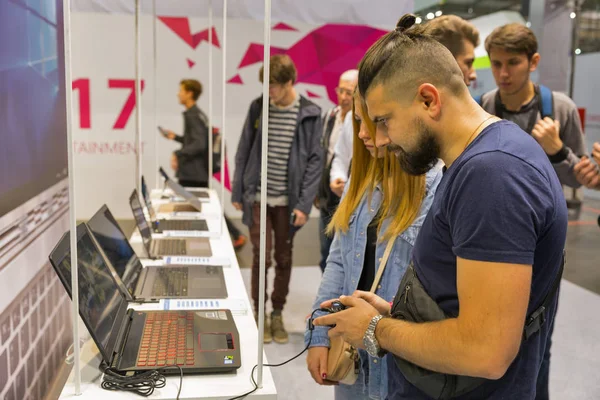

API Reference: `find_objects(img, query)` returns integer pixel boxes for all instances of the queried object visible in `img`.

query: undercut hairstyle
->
[423,15,480,58]
[259,54,297,85]
[180,79,202,101]
[485,23,538,60]
[358,14,467,101]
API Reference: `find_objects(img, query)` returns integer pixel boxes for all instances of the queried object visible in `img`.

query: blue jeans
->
[319,208,334,272]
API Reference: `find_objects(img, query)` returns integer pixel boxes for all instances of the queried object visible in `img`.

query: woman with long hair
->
[304,91,442,400]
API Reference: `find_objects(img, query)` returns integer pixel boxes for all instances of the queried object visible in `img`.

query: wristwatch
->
[363,315,385,358]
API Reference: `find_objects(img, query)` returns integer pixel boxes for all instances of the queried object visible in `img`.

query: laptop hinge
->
[112,308,135,367]
[134,267,150,300]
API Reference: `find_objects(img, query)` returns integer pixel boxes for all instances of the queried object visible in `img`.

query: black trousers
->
[178,179,243,239]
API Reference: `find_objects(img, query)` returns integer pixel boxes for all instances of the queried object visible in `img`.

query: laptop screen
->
[129,190,153,255]
[88,205,143,296]
[140,176,157,224]
[49,224,127,362]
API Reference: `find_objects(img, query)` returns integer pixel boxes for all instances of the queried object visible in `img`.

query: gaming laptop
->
[88,205,227,301]
[129,190,212,258]
[48,224,241,374]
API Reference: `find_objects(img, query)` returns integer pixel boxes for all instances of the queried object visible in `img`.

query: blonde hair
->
[328,92,427,242]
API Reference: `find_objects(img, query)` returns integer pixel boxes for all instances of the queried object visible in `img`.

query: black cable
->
[227,309,320,400]
[100,308,321,400]
[100,364,183,399]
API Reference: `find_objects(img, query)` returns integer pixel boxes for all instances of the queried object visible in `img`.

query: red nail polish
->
[322,373,327,379]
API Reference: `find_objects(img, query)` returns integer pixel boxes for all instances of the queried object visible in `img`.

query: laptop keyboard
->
[137,311,195,367]
[157,239,186,255]
[152,268,189,296]
[160,220,192,230]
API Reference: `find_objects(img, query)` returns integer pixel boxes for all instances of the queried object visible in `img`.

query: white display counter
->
[59,190,277,399]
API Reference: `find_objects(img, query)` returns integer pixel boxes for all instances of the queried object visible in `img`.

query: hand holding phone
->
[158,126,174,140]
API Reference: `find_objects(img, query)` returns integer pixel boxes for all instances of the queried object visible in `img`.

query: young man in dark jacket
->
[164,79,210,187]
[163,79,247,249]
[232,55,323,344]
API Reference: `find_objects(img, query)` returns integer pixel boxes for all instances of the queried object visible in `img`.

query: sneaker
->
[256,316,272,343]
[233,235,247,251]
[271,311,289,344]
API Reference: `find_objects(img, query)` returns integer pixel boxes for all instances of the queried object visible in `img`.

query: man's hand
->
[313,296,379,349]
[306,347,336,386]
[574,157,600,189]
[232,202,243,211]
[531,117,562,155]
[330,178,346,198]
[292,209,308,227]
[171,153,178,171]
[165,129,177,140]
[593,142,600,165]
[352,291,392,317]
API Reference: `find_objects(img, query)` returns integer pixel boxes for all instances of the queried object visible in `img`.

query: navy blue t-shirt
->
[387,120,567,399]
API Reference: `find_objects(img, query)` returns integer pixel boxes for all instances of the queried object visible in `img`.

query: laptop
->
[129,190,212,258]
[142,176,200,213]
[159,167,209,210]
[141,177,208,232]
[88,205,227,301]
[48,224,241,374]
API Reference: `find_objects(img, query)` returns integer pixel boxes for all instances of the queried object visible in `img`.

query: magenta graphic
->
[227,74,244,85]
[273,22,298,31]
[158,17,220,49]
[231,24,388,103]
[306,90,321,99]
[187,58,196,69]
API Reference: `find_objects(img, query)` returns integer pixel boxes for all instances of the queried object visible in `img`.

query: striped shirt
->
[256,95,300,205]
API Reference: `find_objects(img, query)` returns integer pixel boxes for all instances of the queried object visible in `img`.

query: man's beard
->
[390,119,440,176]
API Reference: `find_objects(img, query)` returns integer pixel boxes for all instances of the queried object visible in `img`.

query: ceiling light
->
[575,48,581,55]
[435,10,443,17]
[415,17,422,24]
[427,12,435,20]
[570,12,576,19]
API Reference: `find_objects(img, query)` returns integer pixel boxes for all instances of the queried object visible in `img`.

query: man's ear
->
[417,83,442,119]
[529,53,541,73]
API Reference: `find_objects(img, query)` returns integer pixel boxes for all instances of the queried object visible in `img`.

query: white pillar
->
[208,1,214,189]
[257,0,272,388]
[134,0,143,194]
[63,0,81,394]
[221,0,228,213]
[153,0,159,188]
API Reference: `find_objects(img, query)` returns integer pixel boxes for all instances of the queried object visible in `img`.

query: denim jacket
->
[305,165,443,400]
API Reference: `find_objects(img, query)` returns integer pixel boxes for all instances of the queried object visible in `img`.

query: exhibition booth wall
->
[69,8,575,220]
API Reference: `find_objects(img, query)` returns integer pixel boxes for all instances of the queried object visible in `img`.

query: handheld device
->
[158,126,168,137]
[320,300,347,328]
[289,212,297,225]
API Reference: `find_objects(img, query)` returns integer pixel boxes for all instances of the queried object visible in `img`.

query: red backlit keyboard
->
[136,311,195,367]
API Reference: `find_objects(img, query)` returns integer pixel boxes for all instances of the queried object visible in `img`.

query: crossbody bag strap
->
[369,238,395,293]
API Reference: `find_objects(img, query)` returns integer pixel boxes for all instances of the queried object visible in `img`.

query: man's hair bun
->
[396,14,417,33]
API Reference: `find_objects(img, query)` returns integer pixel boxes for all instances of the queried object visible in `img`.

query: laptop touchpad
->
[199,333,229,351]
[188,240,211,255]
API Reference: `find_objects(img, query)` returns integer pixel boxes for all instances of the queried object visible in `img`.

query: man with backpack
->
[476,23,585,188]
[163,79,248,250]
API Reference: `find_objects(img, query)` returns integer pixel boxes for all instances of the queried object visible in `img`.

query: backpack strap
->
[538,85,554,119]
[523,250,565,341]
